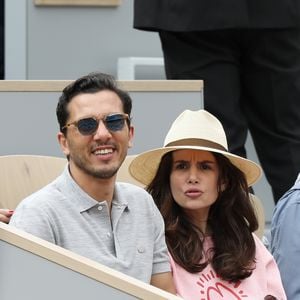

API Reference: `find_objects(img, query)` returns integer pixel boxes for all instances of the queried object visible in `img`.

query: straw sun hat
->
[129,109,262,186]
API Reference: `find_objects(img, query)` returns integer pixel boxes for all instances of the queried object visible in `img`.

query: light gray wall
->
[5,0,27,79]
[5,0,164,80]
[0,90,202,156]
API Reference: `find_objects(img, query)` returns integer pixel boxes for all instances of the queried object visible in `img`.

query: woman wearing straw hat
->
[129,110,286,299]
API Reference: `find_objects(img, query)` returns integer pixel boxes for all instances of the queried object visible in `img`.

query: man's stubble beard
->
[71,153,120,179]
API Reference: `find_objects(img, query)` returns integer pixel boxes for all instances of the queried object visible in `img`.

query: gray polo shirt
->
[10,167,170,283]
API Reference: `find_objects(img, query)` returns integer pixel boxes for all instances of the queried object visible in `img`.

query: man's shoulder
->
[277,180,300,208]
[272,181,300,225]
[17,176,65,209]
[115,182,156,208]
[116,181,148,194]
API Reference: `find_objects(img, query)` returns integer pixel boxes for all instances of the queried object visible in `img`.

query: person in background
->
[130,109,286,299]
[133,0,300,204]
[270,172,300,299]
[9,72,175,293]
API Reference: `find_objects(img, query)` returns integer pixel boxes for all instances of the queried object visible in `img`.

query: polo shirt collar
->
[292,172,300,190]
[60,166,129,213]
[112,183,130,210]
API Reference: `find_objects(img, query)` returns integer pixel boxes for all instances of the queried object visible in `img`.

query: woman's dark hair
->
[147,151,258,282]
[56,72,132,134]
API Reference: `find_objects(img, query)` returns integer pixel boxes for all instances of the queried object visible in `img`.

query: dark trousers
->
[160,28,300,203]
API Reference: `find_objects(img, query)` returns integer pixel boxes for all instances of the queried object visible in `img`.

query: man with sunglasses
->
[9,72,175,294]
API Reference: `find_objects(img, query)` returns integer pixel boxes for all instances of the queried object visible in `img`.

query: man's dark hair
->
[56,72,132,134]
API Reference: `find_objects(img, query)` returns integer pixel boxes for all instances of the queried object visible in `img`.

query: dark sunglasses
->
[63,113,129,136]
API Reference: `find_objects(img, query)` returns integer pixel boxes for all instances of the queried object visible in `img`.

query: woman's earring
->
[220,184,226,192]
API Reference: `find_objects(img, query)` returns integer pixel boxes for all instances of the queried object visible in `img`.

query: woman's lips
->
[185,189,203,198]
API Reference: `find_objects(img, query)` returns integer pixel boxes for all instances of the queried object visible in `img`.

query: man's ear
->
[57,132,70,157]
[128,126,134,148]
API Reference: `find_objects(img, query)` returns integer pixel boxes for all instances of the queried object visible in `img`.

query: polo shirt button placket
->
[137,247,145,254]
[97,205,103,211]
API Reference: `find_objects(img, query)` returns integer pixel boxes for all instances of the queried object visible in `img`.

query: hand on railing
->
[0,209,14,224]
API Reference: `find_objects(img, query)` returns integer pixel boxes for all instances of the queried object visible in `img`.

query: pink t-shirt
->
[170,234,286,300]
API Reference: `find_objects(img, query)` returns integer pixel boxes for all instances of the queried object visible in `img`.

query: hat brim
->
[129,146,262,187]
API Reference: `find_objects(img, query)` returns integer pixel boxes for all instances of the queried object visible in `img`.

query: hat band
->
[165,138,228,151]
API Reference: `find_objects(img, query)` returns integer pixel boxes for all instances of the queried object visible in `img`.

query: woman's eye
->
[200,163,211,170]
[174,162,188,170]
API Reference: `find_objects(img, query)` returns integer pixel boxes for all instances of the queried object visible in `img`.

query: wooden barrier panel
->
[0,222,182,300]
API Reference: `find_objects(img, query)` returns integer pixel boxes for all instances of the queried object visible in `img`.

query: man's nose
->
[93,120,112,140]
